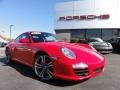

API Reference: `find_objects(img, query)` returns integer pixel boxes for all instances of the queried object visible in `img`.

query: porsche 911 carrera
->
[5,31,105,81]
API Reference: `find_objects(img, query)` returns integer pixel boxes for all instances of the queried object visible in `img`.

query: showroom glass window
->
[71,29,86,42]
[102,29,112,41]
[112,29,118,38]
[86,29,101,38]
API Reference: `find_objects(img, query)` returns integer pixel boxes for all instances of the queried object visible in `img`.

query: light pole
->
[10,25,14,40]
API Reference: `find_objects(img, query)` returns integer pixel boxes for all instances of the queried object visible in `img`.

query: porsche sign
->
[59,14,110,21]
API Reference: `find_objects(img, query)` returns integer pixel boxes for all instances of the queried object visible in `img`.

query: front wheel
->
[34,54,53,80]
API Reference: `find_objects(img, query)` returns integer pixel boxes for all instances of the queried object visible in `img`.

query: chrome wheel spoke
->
[41,56,46,63]
[47,70,53,78]
[35,63,42,68]
[48,62,52,67]
[35,55,53,80]
[39,69,45,79]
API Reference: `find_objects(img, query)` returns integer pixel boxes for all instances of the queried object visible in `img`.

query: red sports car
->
[5,31,105,81]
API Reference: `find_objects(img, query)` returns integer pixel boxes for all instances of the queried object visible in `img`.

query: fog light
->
[72,63,88,69]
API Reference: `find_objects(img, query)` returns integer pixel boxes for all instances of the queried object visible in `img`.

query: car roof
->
[26,31,42,34]
[25,31,52,35]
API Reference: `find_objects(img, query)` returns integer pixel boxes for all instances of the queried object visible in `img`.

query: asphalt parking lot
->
[0,48,120,90]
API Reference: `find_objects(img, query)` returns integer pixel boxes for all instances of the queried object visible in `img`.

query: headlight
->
[72,63,88,69]
[108,43,112,47]
[61,47,76,59]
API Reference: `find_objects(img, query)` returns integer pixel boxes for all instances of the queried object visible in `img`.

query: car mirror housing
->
[19,38,30,43]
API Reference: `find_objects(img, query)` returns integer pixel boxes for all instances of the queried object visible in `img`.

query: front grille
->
[74,68,89,76]
[94,67,103,74]
[97,49,113,51]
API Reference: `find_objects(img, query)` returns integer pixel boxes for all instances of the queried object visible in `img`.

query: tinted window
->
[14,33,30,43]
[20,33,30,40]
[14,36,20,42]
[31,32,57,43]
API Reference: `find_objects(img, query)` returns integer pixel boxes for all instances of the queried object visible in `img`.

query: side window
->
[20,33,29,39]
[14,36,20,43]
[14,33,30,43]
[20,33,30,42]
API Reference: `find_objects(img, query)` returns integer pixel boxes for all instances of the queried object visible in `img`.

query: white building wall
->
[55,0,120,30]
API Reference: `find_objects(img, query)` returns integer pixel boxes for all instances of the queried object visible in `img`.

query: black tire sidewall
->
[5,49,11,64]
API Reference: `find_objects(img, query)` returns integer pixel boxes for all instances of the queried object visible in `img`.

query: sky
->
[0,0,71,39]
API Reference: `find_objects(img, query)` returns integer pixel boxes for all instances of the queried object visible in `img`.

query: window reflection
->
[86,30,101,38]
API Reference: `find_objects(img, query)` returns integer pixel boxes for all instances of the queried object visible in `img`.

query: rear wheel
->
[34,54,53,80]
[5,49,12,64]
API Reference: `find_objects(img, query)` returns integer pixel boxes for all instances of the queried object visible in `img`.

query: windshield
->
[88,38,104,42]
[31,32,57,43]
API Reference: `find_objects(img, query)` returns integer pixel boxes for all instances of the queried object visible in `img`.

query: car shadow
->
[0,57,89,87]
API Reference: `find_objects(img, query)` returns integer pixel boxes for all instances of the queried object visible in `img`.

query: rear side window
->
[14,36,20,43]
[14,33,30,43]
[20,33,30,40]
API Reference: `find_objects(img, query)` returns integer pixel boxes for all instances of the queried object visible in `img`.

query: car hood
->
[36,42,104,64]
[40,42,92,52]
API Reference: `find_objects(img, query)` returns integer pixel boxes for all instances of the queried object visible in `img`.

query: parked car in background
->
[0,37,7,47]
[108,37,120,52]
[6,31,105,81]
[77,37,113,54]
[87,37,113,53]
[0,42,7,47]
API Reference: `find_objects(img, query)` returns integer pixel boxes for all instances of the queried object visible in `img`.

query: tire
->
[34,54,53,80]
[5,49,12,64]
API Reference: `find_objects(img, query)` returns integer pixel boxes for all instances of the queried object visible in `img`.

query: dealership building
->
[54,0,120,42]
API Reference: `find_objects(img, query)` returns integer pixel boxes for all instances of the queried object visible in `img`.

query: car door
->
[14,33,33,66]
[13,35,22,60]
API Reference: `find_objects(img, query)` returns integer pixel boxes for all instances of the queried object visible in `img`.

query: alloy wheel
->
[34,55,53,80]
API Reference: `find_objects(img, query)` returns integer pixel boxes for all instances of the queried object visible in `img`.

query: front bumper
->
[93,45,113,53]
[96,48,113,53]
[53,59,105,81]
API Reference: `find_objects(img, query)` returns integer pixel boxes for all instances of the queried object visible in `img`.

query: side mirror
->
[19,38,29,43]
